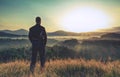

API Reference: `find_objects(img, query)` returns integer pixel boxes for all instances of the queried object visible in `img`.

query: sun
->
[60,7,111,32]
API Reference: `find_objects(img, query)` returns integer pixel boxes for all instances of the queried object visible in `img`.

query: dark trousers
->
[30,43,45,72]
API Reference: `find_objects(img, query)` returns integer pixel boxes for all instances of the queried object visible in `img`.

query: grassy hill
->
[0,59,120,77]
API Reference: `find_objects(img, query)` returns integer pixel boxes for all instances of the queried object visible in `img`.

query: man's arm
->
[44,28,47,45]
[28,28,33,43]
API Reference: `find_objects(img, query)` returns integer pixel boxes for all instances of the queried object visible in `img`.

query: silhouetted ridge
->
[101,33,120,39]
[1,29,28,35]
[0,31,19,37]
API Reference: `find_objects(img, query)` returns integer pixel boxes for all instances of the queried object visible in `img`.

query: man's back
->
[29,24,47,45]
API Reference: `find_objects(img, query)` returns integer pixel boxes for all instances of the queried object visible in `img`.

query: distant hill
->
[0,31,20,37]
[0,26,120,36]
[1,27,120,37]
[47,30,107,36]
[101,33,120,39]
[0,29,106,37]
[1,29,77,36]
[1,29,28,35]
[98,27,120,33]
[47,30,80,36]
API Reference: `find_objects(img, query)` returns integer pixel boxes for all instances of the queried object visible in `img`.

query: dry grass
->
[0,59,120,77]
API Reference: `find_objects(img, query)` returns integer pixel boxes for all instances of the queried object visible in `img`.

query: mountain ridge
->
[1,29,28,35]
[0,31,20,37]
[0,27,120,36]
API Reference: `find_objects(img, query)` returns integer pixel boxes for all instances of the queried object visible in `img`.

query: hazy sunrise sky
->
[0,0,120,32]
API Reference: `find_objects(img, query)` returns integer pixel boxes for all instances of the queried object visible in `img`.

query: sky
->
[0,0,120,32]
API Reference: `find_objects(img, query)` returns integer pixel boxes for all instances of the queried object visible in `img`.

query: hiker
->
[29,17,47,74]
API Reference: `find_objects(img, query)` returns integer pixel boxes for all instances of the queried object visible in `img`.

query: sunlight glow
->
[61,7,111,32]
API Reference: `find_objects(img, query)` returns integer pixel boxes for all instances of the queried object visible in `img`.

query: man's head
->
[36,17,41,24]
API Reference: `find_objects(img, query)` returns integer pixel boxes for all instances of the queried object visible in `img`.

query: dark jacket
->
[29,24,47,46]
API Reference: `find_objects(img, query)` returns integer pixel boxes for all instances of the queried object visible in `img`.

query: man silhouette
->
[29,17,47,74]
